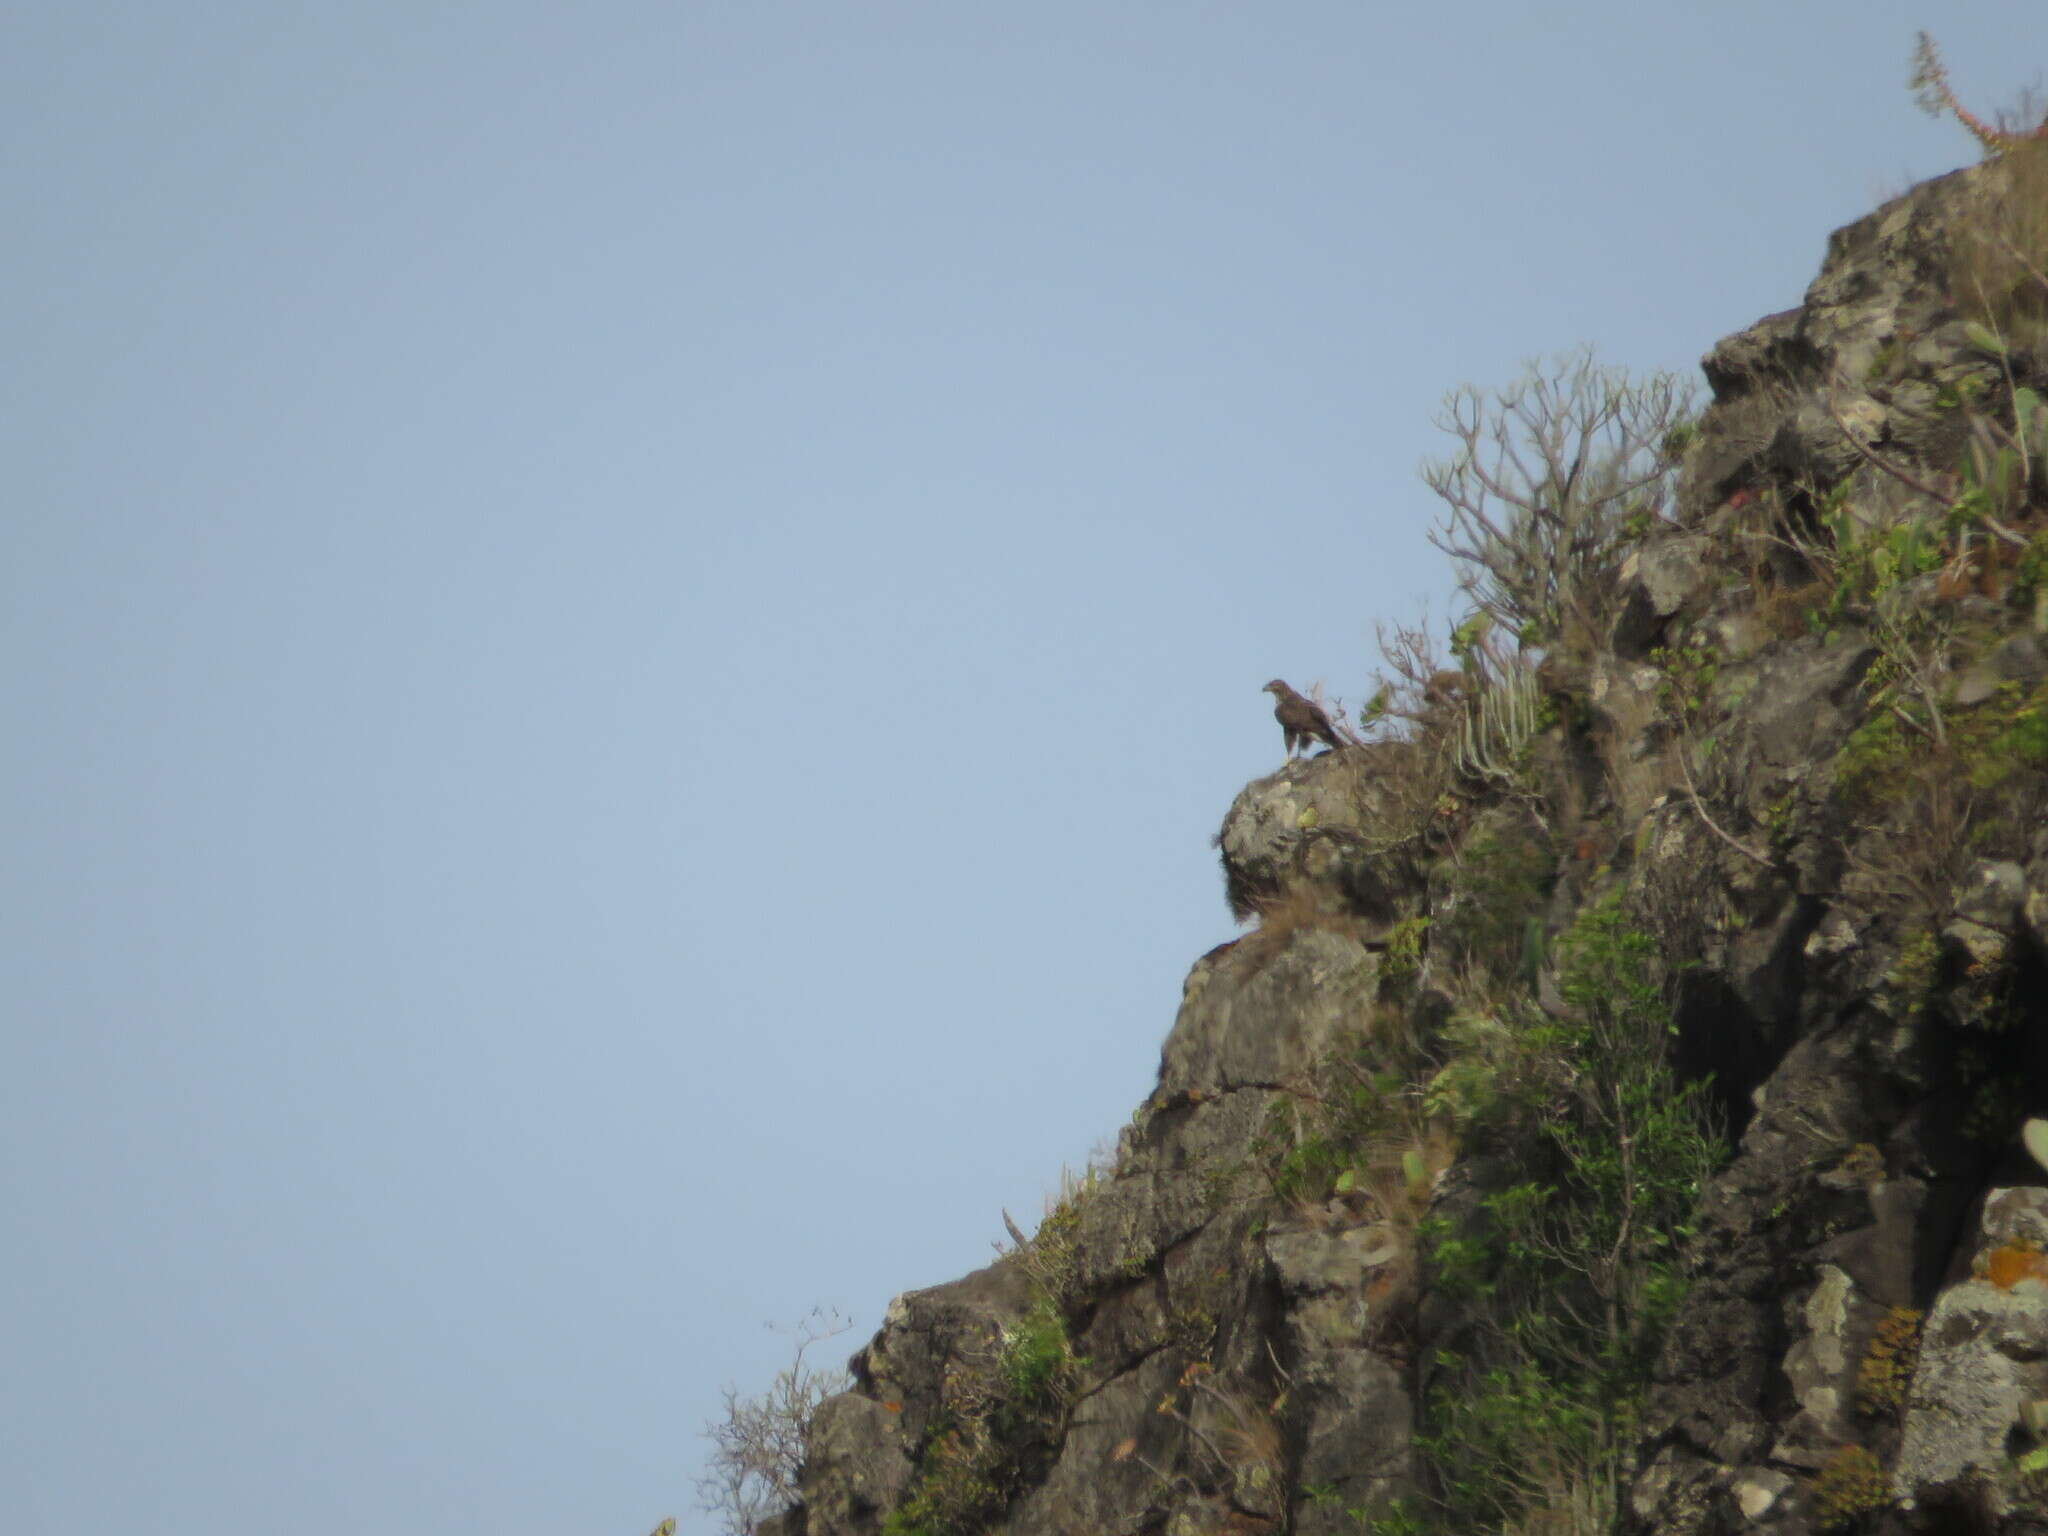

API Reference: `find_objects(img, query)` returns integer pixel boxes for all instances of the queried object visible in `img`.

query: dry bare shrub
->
[1155,1362,1288,1508]
[1842,749,1982,927]
[696,1309,853,1536]
[1363,618,1468,737]
[1423,351,1696,659]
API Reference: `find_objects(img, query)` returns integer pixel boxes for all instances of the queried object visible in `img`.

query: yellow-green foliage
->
[1024,1173,1091,1309]
[1837,676,2048,805]
[1885,930,1941,1005]
[1379,914,1431,993]
[1856,1307,1924,1417]
[1420,1011,1515,1132]
[1812,1444,1890,1531]
[1251,991,1454,1219]
[1650,641,1723,728]
[2017,532,2048,595]
[884,1310,1080,1536]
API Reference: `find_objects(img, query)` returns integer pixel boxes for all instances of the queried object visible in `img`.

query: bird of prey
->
[1263,680,1344,756]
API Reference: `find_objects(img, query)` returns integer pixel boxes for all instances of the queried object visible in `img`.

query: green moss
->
[1992,696,2048,776]
[1811,1444,1889,1531]
[1650,641,1722,727]
[1838,673,2048,806]
[1836,709,1915,802]
[883,1300,1082,1536]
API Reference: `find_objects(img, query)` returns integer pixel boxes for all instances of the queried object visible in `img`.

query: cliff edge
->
[765,143,2048,1536]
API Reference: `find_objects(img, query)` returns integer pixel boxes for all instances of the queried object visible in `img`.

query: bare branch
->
[696,1309,854,1536]
[1423,351,1695,655]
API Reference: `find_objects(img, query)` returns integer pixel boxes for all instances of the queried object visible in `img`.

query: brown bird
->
[1263,679,1344,757]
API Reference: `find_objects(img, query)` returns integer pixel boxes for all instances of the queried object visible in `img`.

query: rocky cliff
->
[765,143,2048,1536]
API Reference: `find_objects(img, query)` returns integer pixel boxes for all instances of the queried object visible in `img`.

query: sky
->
[1,3,2037,1533]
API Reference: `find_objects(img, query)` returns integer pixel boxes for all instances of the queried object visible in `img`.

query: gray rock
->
[1158,928,1379,1097]
[1731,1466,1795,1520]
[794,1394,915,1536]
[1770,1264,1857,1469]
[1214,750,1421,925]
[1894,1188,2048,1521]
[1289,1349,1410,1536]
[1953,633,2048,707]
[1733,634,1877,774]
[1612,536,1713,655]
[1952,860,2028,931]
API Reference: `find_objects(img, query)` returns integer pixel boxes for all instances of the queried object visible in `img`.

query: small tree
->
[1423,350,1695,657]
[696,1309,853,1536]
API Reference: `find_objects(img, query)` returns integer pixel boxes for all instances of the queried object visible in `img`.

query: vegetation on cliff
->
[704,44,2048,1536]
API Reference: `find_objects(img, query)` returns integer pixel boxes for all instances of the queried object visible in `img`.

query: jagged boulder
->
[1214,748,1425,927]
[790,878,1415,1536]
[1894,1188,2048,1527]
[1612,535,1714,656]
[1681,163,2013,526]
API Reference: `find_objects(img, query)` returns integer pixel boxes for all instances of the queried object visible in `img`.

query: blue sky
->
[2,3,2035,1533]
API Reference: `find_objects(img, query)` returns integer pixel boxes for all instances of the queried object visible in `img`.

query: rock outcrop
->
[764,144,2048,1536]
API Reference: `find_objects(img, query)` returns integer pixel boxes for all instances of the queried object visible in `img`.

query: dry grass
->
[1234,882,1372,971]
[1951,138,2048,337]
[1161,1364,1288,1506]
[1500,1466,1620,1536]
[1841,749,1981,926]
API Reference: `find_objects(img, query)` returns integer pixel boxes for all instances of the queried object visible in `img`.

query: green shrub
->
[1436,822,1556,979]
[1405,898,1724,1534]
[996,1299,1077,1411]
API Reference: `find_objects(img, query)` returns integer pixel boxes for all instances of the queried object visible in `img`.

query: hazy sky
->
[3,3,2035,1533]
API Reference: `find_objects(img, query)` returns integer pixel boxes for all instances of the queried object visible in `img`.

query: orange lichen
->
[1980,1242,2048,1289]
